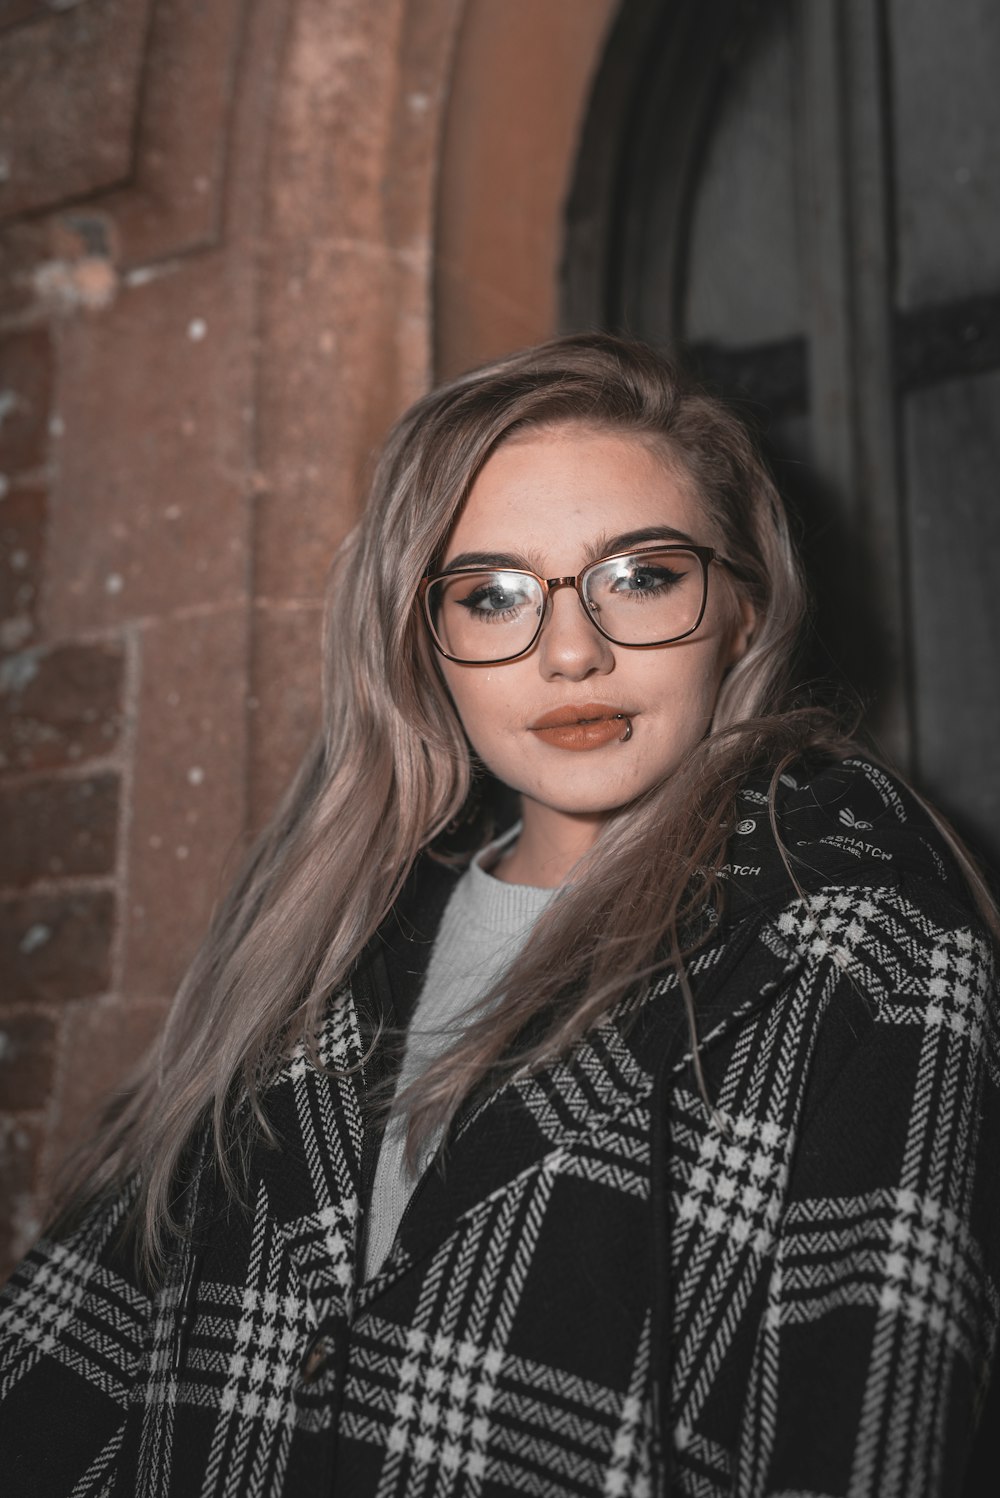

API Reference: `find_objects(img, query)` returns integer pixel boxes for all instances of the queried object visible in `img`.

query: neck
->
[492,801,605,888]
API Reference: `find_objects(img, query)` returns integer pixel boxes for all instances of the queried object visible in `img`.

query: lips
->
[529,702,634,752]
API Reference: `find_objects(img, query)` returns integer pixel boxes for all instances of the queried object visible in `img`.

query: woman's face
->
[435,423,755,830]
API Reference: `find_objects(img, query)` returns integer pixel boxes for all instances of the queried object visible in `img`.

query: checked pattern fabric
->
[1,757,998,1496]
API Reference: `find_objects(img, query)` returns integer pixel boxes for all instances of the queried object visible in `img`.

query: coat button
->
[299,1335,329,1384]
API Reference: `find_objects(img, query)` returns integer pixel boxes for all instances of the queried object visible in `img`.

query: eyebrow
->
[440,526,699,576]
[583,525,698,561]
[440,549,543,574]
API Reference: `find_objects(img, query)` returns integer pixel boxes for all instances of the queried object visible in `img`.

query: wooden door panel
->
[889,0,1000,309]
[563,0,1000,865]
[905,371,1000,845]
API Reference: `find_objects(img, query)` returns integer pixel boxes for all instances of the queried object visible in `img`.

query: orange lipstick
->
[529,703,633,751]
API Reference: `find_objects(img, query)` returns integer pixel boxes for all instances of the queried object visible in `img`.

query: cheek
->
[439,667,511,749]
[638,638,730,713]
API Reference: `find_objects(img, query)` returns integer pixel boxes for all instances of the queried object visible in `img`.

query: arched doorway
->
[565,0,1000,866]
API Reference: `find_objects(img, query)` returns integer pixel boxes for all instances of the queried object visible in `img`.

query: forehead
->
[443,424,710,567]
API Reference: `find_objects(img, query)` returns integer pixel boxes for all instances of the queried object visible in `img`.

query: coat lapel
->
[356,909,796,1308]
[254,990,370,1324]
[257,846,805,1318]
[255,856,462,1321]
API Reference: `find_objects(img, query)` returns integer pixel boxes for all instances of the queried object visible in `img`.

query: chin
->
[520,781,657,818]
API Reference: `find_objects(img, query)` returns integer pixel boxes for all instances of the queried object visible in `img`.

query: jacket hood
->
[718,754,969,923]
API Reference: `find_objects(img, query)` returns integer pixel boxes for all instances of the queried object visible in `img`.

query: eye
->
[608,559,686,597]
[455,574,536,622]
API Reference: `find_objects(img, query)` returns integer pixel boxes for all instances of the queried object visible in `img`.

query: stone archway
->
[433,0,617,380]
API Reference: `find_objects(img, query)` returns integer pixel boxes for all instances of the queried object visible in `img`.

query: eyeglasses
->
[419,544,732,665]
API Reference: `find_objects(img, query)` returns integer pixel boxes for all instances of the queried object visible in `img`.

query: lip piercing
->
[614,714,633,743]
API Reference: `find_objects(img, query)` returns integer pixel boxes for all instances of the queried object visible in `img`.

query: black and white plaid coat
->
[2,757,998,1496]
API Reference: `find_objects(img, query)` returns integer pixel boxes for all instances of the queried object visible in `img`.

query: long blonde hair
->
[57,333,980,1272]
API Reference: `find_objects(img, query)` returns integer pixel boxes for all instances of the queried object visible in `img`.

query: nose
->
[536,582,614,680]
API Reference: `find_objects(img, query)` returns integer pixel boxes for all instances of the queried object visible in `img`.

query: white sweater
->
[363,832,555,1278]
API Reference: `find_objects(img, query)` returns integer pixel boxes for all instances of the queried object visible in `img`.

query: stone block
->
[384,0,463,256]
[0,0,151,221]
[34,213,120,317]
[255,242,426,600]
[0,220,51,319]
[269,0,408,252]
[0,1116,44,1282]
[104,0,248,267]
[124,606,248,997]
[0,641,125,772]
[0,327,53,476]
[45,254,251,634]
[0,889,114,1006]
[251,0,450,606]
[0,1011,55,1110]
[434,0,616,378]
[49,997,166,1177]
[0,772,119,887]
[248,602,322,831]
[0,481,45,653]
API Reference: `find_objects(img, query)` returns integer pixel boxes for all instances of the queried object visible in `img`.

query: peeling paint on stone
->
[34,257,118,313]
[123,263,181,290]
[19,924,52,955]
[0,651,40,694]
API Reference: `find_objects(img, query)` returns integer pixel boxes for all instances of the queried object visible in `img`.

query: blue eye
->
[456,578,535,622]
[610,562,684,597]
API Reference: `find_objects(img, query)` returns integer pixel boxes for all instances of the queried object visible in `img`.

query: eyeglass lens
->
[426,548,707,662]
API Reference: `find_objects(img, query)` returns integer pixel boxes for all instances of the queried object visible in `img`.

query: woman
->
[1,334,997,1497]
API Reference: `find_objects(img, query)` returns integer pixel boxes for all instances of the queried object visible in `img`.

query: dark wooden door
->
[564,0,1000,866]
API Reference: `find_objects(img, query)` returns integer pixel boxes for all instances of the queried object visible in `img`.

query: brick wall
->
[0,0,470,1277]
